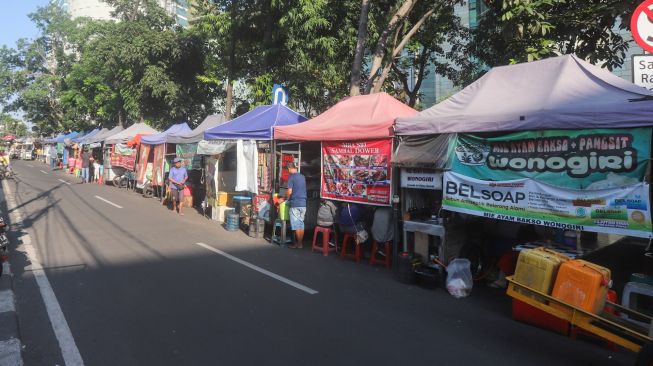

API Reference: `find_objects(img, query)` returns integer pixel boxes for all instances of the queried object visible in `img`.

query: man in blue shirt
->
[286,162,307,249]
[169,157,188,215]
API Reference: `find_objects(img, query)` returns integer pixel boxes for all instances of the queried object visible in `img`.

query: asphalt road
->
[1,159,636,365]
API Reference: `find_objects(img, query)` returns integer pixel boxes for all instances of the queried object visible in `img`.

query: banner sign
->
[400,168,442,190]
[443,171,652,238]
[136,145,151,184]
[152,144,165,186]
[451,128,651,189]
[115,143,134,156]
[176,143,201,170]
[110,145,136,170]
[196,140,235,155]
[322,139,392,205]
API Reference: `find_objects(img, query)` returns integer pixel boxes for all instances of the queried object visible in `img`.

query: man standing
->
[80,147,92,183]
[169,157,188,215]
[49,145,58,170]
[286,162,307,249]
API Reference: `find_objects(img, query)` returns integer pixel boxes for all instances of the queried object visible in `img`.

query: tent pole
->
[269,139,277,244]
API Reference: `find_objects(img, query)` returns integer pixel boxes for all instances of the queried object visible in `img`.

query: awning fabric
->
[204,104,306,140]
[85,126,124,145]
[274,92,417,141]
[167,115,226,144]
[104,123,158,145]
[141,122,191,145]
[392,134,453,169]
[395,54,653,135]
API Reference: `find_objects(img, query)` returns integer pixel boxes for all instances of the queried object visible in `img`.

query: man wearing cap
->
[169,157,188,215]
[286,162,307,249]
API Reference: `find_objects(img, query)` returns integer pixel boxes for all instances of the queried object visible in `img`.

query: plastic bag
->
[446,258,473,298]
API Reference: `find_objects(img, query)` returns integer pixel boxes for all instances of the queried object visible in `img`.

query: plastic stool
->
[312,226,337,256]
[621,282,653,328]
[340,233,361,263]
[272,219,292,245]
[370,241,392,269]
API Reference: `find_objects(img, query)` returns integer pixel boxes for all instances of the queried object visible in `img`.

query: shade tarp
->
[78,128,107,144]
[72,129,100,144]
[141,122,191,145]
[274,92,417,141]
[204,104,306,140]
[104,123,158,145]
[52,132,80,144]
[167,114,227,144]
[392,134,453,169]
[395,54,653,135]
[85,126,124,144]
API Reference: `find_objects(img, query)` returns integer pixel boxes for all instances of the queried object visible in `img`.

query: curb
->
[0,261,22,366]
[0,179,23,366]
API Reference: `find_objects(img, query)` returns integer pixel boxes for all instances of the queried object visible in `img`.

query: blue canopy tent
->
[73,129,100,144]
[137,122,192,188]
[203,104,306,140]
[202,104,306,222]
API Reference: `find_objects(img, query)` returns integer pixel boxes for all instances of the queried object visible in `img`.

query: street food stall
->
[103,123,159,184]
[202,104,306,236]
[275,92,418,253]
[394,55,653,352]
[138,122,191,195]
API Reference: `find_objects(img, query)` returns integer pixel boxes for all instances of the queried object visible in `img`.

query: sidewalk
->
[0,181,23,366]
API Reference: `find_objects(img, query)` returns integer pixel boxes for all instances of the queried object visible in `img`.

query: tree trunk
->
[225,79,233,120]
[369,8,435,93]
[365,0,418,93]
[118,110,124,128]
[349,0,371,96]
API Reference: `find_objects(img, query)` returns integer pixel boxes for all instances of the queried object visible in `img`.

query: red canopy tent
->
[274,93,418,206]
[273,92,417,141]
[2,135,16,141]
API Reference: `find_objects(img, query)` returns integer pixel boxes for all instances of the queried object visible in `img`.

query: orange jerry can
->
[551,260,611,314]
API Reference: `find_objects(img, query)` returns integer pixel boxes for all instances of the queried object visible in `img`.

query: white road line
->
[3,179,85,366]
[94,195,122,209]
[58,179,71,186]
[196,242,319,295]
[39,170,49,175]
[0,289,15,313]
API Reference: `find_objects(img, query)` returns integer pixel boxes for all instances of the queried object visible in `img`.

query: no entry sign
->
[631,0,653,53]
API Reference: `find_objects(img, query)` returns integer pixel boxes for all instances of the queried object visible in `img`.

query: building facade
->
[60,0,191,27]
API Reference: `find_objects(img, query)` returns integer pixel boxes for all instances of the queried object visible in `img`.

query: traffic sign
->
[633,54,653,90]
[272,84,288,106]
[631,0,653,53]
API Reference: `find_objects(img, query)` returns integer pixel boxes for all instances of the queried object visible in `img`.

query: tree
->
[350,0,371,96]
[467,0,639,83]
[0,113,28,137]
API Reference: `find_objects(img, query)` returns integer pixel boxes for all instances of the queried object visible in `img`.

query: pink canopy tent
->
[274,92,417,141]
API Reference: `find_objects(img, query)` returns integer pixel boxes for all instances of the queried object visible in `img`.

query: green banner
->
[176,143,200,170]
[451,128,651,189]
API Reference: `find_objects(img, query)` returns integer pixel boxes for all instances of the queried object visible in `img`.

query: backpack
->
[317,201,336,227]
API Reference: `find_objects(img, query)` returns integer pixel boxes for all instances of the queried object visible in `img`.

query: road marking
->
[26,164,34,168]
[58,179,71,186]
[3,179,85,366]
[39,170,48,175]
[94,196,122,209]
[196,242,319,295]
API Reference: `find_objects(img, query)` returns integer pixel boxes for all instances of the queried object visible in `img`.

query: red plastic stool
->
[312,226,337,256]
[370,241,392,269]
[340,233,362,263]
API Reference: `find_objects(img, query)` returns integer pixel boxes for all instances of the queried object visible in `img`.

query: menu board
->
[322,139,392,206]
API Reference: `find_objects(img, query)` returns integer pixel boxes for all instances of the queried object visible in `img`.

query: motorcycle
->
[0,164,13,180]
[0,217,7,278]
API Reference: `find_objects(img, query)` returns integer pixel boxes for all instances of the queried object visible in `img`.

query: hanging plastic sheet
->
[235,140,259,194]
[196,140,235,155]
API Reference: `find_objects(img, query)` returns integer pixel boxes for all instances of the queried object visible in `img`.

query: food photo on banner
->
[176,143,201,170]
[110,143,137,170]
[443,128,653,238]
[321,140,392,205]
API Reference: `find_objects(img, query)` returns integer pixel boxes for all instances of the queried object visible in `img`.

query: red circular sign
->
[631,0,653,53]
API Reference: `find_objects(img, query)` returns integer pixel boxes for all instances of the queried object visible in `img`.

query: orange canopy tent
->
[273,92,417,141]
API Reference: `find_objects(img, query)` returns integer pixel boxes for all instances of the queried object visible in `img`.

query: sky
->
[0,1,50,48]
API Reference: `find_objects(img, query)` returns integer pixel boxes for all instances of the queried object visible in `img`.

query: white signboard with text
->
[633,54,653,90]
[400,169,442,190]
